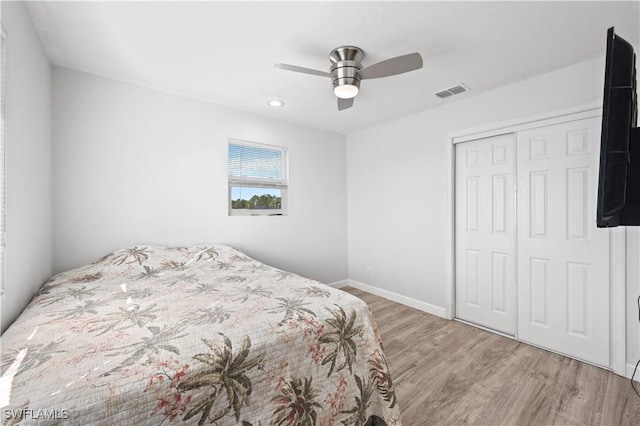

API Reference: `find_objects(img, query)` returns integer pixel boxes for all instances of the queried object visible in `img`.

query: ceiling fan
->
[274,46,423,111]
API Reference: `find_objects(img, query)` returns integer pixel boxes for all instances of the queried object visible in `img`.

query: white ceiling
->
[26,1,640,134]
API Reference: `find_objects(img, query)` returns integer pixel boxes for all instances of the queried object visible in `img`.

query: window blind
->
[228,142,285,184]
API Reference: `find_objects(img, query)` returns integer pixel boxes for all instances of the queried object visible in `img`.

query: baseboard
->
[325,279,349,289]
[627,362,640,382]
[345,279,448,319]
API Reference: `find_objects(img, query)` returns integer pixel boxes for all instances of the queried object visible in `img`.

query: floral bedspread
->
[1,245,401,425]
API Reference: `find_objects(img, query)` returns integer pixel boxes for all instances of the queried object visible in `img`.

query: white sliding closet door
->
[517,117,610,367]
[455,134,517,335]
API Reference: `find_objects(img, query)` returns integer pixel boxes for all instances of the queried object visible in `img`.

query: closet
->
[455,115,611,367]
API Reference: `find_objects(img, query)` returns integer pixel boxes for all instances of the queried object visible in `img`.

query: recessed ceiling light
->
[268,100,284,107]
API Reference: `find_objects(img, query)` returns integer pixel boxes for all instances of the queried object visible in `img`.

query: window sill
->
[229,210,287,217]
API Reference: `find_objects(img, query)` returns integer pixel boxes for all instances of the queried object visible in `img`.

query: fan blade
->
[360,52,423,80]
[274,63,331,77]
[338,97,354,111]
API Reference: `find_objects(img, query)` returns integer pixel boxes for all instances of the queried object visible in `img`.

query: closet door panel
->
[516,117,610,367]
[455,134,516,334]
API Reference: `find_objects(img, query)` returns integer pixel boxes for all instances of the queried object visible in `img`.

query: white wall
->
[52,67,347,285]
[347,56,640,368]
[627,227,640,374]
[0,2,53,333]
[348,57,605,306]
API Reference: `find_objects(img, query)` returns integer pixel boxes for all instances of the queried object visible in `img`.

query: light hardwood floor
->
[342,286,640,426]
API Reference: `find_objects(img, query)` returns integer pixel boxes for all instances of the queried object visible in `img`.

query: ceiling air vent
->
[435,84,469,99]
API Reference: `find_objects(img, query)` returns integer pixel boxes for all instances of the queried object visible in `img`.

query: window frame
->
[1,24,6,296]
[227,139,288,216]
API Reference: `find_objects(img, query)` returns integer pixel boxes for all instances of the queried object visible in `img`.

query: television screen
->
[597,27,640,227]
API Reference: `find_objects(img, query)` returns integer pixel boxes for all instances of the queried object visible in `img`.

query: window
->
[1,25,6,294]
[228,140,288,216]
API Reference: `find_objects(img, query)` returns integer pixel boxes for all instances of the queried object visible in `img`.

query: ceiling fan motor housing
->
[329,46,364,95]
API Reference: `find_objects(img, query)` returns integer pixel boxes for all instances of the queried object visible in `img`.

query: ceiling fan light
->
[334,84,359,99]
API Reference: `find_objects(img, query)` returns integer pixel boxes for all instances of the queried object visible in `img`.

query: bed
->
[1,244,401,425]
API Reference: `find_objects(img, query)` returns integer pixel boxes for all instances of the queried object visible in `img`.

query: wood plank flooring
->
[342,286,640,426]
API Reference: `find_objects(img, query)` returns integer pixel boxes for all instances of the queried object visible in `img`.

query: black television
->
[597,27,640,227]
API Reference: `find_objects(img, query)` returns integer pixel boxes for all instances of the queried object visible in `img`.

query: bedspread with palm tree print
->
[1,245,401,425]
